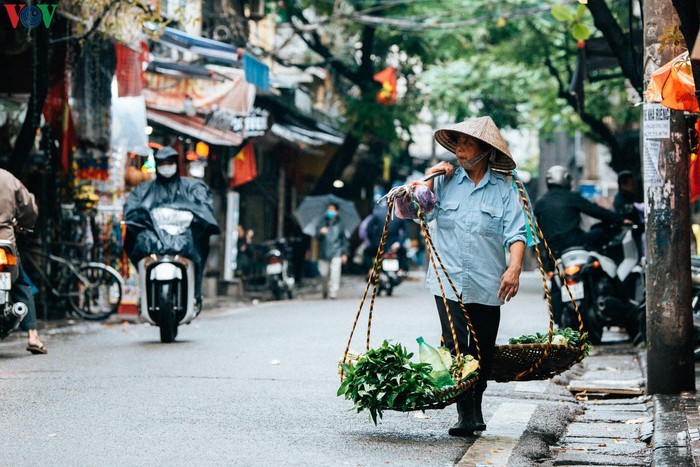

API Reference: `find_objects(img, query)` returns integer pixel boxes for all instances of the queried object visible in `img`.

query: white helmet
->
[545,165,572,190]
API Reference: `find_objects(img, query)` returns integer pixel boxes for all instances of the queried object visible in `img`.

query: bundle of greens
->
[337,341,482,424]
[508,328,591,356]
[337,340,440,424]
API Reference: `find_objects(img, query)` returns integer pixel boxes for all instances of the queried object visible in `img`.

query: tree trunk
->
[311,21,378,195]
[586,0,643,94]
[311,133,360,195]
[644,0,695,395]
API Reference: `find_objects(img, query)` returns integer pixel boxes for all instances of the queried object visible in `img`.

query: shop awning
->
[271,123,344,147]
[154,26,243,65]
[147,109,243,147]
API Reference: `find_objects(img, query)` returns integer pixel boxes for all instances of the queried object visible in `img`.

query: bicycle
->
[21,243,124,321]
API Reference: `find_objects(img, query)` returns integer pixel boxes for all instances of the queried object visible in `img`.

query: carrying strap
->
[496,169,586,379]
[341,195,482,381]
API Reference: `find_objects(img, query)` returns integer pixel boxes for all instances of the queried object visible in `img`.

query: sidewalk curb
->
[651,395,694,466]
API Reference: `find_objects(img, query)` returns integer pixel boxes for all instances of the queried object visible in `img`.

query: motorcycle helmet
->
[154,146,180,180]
[545,165,572,190]
[155,146,178,162]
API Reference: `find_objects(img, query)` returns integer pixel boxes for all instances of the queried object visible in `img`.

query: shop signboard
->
[207,107,269,138]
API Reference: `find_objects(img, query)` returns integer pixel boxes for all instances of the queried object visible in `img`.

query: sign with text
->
[207,107,269,137]
[643,103,671,140]
[643,139,663,188]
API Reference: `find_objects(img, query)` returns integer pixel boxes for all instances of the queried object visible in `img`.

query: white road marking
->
[513,380,549,393]
[456,402,537,467]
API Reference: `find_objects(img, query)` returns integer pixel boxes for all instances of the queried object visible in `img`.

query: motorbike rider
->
[535,165,628,258]
[534,165,629,322]
[613,170,642,224]
[123,146,220,305]
[364,203,409,274]
[0,168,46,354]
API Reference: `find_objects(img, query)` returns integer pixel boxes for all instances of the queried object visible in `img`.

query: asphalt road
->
[0,270,559,466]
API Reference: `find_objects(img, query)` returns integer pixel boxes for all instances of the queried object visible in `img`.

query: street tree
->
[276,0,652,188]
[418,0,643,173]
[276,0,436,195]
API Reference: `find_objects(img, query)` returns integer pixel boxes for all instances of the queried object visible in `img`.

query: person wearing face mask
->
[315,203,348,299]
[422,117,527,437]
[123,146,220,304]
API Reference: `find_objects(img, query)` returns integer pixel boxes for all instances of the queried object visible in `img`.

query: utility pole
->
[643,0,695,394]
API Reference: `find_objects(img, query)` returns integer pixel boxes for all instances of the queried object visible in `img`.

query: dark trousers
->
[434,296,500,394]
[11,261,37,331]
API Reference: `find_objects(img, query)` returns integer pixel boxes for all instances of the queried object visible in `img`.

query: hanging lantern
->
[196,141,210,158]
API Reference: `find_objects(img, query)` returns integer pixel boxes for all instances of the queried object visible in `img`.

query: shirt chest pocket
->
[478,204,503,237]
[437,201,459,229]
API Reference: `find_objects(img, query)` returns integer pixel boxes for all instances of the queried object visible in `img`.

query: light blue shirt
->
[424,166,527,306]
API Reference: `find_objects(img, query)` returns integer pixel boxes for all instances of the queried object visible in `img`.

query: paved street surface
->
[0,271,654,465]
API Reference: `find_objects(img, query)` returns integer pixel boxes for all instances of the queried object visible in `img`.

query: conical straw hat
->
[434,116,516,170]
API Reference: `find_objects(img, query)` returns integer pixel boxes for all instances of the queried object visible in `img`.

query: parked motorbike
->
[134,207,201,343]
[553,223,645,345]
[265,238,296,300]
[0,240,28,339]
[691,256,700,359]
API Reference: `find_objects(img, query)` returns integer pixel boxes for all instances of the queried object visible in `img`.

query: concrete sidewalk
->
[542,331,700,467]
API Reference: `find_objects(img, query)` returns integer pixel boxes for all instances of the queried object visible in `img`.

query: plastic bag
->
[393,182,436,219]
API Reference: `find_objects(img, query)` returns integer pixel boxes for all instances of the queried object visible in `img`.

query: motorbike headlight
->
[564,264,581,276]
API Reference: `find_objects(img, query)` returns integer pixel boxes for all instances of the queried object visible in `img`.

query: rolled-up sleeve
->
[502,180,527,249]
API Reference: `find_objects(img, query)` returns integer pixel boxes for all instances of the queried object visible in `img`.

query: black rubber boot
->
[474,392,486,431]
[448,393,477,437]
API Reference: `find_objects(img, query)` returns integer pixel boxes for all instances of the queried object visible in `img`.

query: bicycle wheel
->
[68,264,123,320]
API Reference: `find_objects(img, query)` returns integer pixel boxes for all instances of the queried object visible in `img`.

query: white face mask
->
[459,150,490,170]
[157,165,177,178]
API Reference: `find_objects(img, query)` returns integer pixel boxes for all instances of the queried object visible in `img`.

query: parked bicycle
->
[22,242,124,321]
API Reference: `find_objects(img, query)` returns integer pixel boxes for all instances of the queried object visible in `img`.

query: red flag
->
[231,143,257,188]
[373,66,397,105]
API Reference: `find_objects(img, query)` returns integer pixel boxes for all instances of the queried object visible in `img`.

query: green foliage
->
[658,25,685,55]
[551,3,591,41]
[285,0,640,171]
[337,340,440,424]
[508,328,591,356]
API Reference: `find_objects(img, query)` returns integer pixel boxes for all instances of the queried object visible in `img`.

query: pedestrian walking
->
[422,116,526,437]
[316,203,348,299]
[0,168,47,354]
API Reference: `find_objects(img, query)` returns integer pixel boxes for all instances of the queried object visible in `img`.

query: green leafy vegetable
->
[337,340,440,424]
[508,328,591,356]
